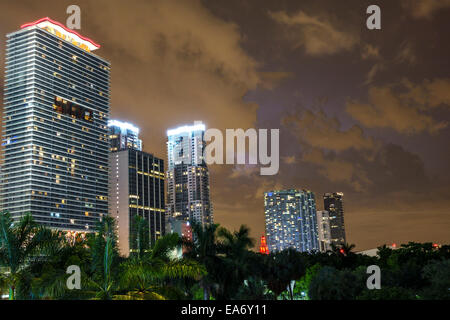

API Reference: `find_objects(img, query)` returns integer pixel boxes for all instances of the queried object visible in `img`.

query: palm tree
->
[85,216,120,300]
[215,225,255,299]
[182,222,220,300]
[0,211,58,299]
[28,233,91,299]
[130,215,150,260]
[117,233,206,300]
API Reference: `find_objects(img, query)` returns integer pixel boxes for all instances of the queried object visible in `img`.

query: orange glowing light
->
[259,235,269,255]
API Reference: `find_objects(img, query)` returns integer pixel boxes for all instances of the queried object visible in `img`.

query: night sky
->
[1,0,449,250]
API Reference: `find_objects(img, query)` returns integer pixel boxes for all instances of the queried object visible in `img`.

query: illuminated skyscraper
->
[264,189,319,252]
[166,121,206,170]
[1,18,110,231]
[108,120,165,256]
[166,122,212,226]
[108,119,142,152]
[323,192,346,245]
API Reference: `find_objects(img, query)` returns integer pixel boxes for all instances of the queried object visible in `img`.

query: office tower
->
[108,119,142,152]
[316,210,332,252]
[323,192,346,245]
[264,189,319,253]
[259,235,269,255]
[1,18,110,231]
[108,120,165,256]
[166,122,212,226]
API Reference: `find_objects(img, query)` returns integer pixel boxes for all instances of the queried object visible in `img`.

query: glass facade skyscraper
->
[166,122,212,226]
[1,18,110,231]
[264,189,319,252]
[108,120,165,256]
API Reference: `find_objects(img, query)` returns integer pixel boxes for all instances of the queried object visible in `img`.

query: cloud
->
[259,71,294,90]
[365,62,384,85]
[229,165,259,179]
[346,81,449,135]
[401,78,450,108]
[79,0,263,143]
[361,44,381,60]
[360,44,383,85]
[302,149,371,192]
[402,0,450,19]
[268,10,357,56]
[396,41,417,65]
[299,140,431,195]
[283,110,375,152]
[282,156,296,164]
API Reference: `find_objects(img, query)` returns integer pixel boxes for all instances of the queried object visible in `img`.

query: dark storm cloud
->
[346,79,450,134]
[402,0,450,19]
[268,9,358,56]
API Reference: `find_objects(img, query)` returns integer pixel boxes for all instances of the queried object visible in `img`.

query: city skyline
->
[0,1,449,251]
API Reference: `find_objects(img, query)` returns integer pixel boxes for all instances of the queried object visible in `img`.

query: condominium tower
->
[264,189,319,252]
[166,122,212,226]
[323,192,346,245]
[1,18,110,231]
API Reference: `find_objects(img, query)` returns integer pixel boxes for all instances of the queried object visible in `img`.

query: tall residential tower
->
[264,189,319,253]
[1,18,110,231]
[323,192,346,246]
[166,122,212,227]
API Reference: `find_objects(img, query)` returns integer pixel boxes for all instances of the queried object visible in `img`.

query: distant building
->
[259,235,269,254]
[166,122,212,227]
[109,121,165,257]
[316,210,332,252]
[264,189,319,253]
[357,244,400,257]
[323,192,346,246]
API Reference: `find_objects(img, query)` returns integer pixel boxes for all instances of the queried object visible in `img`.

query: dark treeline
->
[0,211,449,300]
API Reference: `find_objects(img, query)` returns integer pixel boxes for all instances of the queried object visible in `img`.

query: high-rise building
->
[1,18,110,231]
[166,122,212,226]
[323,192,346,246]
[316,210,332,252]
[167,121,205,170]
[264,189,319,253]
[108,120,165,256]
[108,119,142,152]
